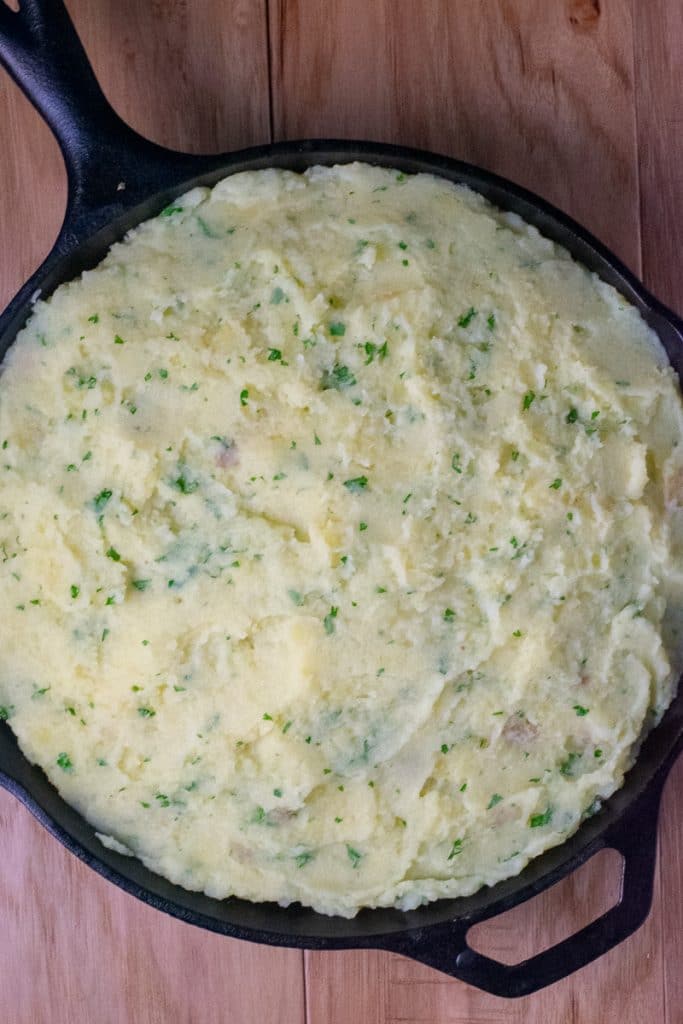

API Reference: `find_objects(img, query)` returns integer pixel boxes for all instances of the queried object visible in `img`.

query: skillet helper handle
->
[387,777,666,998]
[0,0,196,243]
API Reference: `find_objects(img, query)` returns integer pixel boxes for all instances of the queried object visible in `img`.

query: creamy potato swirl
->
[0,164,681,916]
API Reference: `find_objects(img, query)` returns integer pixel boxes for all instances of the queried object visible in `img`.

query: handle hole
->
[466,848,623,965]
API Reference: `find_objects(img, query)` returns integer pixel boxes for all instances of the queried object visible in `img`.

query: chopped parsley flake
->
[132,579,151,591]
[529,807,553,828]
[573,704,589,716]
[328,322,346,337]
[267,348,283,362]
[114,334,125,345]
[487,793,503,809]
[70,585,80,599]
[443,608,455,622]
[295,850,314,869]
[173,474,199,495]
[363,341,384,364]
[137,706,156,718]
[346,845,362,869]
[240,388,249,406]
[549,478,562,490]
[566,407,579,424]
[560,752,580,777]
[343,475,368,492]
[324,606,338,635]
[106,547,121,562]
[458,307,477,328]
[487,313,496,330]
[447,838,463,859]
[93,488,113,513]
[56,752,73,772]
[522,390,536,411]
[321,364,356,390]
[270,287,286,305]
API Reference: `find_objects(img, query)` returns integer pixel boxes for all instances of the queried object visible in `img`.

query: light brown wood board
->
[0,1,680,1021]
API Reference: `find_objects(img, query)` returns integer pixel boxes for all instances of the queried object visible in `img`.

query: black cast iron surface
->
[0,0,681,999]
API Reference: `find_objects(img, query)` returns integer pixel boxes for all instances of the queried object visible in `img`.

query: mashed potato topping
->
[0,164,681,916]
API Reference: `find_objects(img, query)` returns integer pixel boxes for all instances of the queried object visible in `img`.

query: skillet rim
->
[0,137,681,949]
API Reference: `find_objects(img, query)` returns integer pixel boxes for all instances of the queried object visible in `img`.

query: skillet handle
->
[386,775,667,997]
[0,0,206,249]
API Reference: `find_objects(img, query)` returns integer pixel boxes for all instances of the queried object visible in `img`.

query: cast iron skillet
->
[0,0,682,999]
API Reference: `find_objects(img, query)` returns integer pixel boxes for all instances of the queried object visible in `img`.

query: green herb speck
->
[321,364,356,390]
[447,838,463,859]
[346,845,362,868]
[93,488,113,513]
[458,307,477,328]
[343,475,368,493]
[324,606,338,635]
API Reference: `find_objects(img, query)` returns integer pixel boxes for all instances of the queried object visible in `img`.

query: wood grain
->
[0,0,681,1020]
[269,0,641,270]
[0,790,305,1024]
[632,0,683,315]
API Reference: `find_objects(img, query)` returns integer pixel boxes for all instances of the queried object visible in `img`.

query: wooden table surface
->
[0,1,681,1021]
